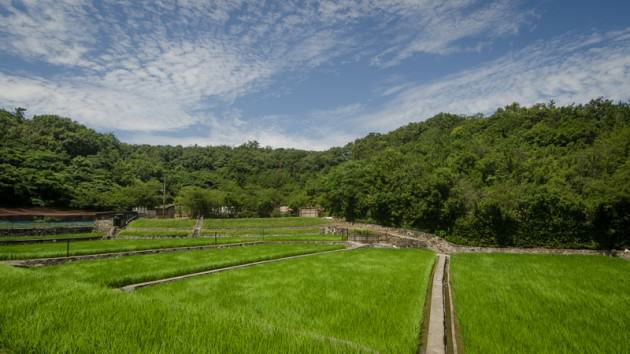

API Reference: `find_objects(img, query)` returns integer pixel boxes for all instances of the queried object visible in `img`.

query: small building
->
[299,207,321,218]
[278,206,292,215]
[133,204,177,218]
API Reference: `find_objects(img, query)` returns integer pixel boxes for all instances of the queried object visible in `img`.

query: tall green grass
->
[0,248,434,353]
[200,227,321,236]
[118,229,191,237]
[0,236,344,260]
[127,218,196,228]
[204,217,331,228]
[0,238,244,260]
[39,243,343,287]
[0,232,102,241]
[450,253,630,353]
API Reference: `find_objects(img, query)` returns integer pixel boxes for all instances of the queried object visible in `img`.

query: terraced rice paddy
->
[200,227,322,236]
[0,237,258,260]
[204,216,331,228]
[0,247,434,353]
[0,232,102,242]
[118,229,191,237]
[127,218,196,228]
[450,253,630,354]
[39,243,343,287]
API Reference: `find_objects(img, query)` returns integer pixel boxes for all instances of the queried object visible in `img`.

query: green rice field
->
[39,243,343,287]
[127,218,196,228]
[0,247,434,353]
[200,227,322,236]
[0,232,103,242]
[450,253,630,354]
[204,216,331,228]
[0,236,344,260]
[118,229,191,237]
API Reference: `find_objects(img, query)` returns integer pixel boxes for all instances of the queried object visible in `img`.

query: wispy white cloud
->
[0,0,529,136]
[357,27,630,131]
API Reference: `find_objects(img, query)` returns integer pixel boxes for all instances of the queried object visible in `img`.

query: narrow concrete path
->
[121,242,366,291]
[191,216,203,237]
[426,254,446,354]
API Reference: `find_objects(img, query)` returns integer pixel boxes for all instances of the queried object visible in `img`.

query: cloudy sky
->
[1,0,629,150]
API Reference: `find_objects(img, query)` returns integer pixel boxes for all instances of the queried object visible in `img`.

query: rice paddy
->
[0,232,103,242]
[204,216,331,228]
[118,229,191,237]
[0,237,249,260]
[39,243,343,287]
[127,218,196,228]
[2,215,627,353]
[0,247,434,353]
[450,253,630,354]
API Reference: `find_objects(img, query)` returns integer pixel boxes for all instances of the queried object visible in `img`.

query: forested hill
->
[1,99,629,248]
[0,110,347,214]
[321,99,629,248]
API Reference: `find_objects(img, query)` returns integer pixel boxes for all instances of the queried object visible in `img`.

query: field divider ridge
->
[120,242,367,291]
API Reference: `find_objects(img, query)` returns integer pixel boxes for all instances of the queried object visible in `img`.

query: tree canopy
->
[1,99,628,248]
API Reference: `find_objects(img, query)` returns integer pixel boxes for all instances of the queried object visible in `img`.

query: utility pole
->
[162,175,166,217]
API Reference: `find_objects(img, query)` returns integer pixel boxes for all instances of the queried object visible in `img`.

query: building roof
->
[0,208,97,217]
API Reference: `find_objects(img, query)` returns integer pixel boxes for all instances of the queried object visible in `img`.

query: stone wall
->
[94,218,113,233]
[336,221,627,258]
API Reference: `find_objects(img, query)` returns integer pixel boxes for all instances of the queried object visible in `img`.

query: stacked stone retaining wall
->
[337,221,629,258]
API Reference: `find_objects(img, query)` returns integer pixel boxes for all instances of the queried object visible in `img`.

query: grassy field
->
[0,232,102,241]
[200,227,322,236]
[127,218,196,228]
[118,229,191,237]
[450,253,630,354]
[204,217,331,228]
[0,238,245,260]
[0,236,344,260]
[208,235,343,242]
[39,243,343,287]
[0,248,434,353]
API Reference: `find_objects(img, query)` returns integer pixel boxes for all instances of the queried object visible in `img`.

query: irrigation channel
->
[423,254,458,354]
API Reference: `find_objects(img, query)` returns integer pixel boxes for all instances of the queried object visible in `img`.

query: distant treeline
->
[1,99,628,248]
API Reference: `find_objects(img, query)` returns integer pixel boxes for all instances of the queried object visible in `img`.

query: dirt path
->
[120,242,366,291]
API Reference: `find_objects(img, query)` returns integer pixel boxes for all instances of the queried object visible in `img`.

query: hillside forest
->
[1,99,628,249]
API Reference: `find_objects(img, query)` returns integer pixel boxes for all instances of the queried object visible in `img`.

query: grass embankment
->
[39,243,343,287]
[0,248,434,353]
[450,253,630,353]
[127,218,196,228]
[0,232,102,242]
[204,217,331,228]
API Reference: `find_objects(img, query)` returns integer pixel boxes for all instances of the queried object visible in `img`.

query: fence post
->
[214,232,217,245]
[66,239,70,257]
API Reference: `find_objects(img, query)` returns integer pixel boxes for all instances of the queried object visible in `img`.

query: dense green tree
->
[1,99,629,249]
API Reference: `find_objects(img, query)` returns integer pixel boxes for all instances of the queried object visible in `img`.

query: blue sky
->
[1,0,629,150]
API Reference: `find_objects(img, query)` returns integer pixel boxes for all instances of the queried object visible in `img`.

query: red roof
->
[0,208,97,217]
